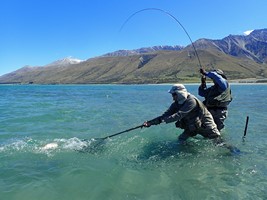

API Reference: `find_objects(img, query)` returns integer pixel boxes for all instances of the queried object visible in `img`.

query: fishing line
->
[119,8,202,68]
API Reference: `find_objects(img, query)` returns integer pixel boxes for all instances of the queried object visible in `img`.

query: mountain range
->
[0,28,267,84]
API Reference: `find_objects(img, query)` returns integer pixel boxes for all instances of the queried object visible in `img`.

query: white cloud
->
[244,30,254,36]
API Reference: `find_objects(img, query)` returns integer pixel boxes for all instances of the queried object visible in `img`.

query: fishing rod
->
[97,124,144,140]
[119,8,203,69]
[81,125,144,152]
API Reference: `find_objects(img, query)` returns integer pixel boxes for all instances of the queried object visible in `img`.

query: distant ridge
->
[101,29,267,64]
[101,45,183,57]
[0,28,266,84]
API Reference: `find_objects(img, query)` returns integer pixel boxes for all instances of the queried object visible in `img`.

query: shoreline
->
[0,78,267,86]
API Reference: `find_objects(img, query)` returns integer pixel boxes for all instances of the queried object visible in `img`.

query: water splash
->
[40,142,58,150]
[0,137,95,156]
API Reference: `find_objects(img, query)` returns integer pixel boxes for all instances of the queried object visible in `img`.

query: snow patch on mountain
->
[244,30,254,36]
[45,57,84,67]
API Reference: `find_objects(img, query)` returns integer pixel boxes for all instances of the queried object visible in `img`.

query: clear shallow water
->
[0,84,266,200]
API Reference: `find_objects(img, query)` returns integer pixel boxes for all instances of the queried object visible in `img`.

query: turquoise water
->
[0,84,266,200]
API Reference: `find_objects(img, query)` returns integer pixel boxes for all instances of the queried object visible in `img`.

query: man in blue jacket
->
[198,68,232,131]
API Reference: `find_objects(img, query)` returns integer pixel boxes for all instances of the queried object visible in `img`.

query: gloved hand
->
[200,68,207,76]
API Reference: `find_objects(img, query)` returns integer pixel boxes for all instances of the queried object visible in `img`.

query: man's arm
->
[206,71,228,91]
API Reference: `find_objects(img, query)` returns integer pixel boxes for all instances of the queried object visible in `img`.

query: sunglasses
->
[171,93,177,97]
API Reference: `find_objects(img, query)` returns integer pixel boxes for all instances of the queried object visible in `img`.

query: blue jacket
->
[198,71,232,108]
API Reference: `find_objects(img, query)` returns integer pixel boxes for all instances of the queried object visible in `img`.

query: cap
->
[168,84,188,104]
[168,84,186,94]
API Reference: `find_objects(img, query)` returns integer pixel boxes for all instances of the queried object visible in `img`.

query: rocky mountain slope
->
[193,29,267,63]
[0,29,266,84]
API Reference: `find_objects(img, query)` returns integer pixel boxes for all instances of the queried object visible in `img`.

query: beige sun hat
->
[168,84,189,104]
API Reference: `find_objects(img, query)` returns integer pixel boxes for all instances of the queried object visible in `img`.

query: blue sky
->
[0,0,266,75]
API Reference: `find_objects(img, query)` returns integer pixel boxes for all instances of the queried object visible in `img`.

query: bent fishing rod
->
[87,9,203,142]
[119,8,203,69]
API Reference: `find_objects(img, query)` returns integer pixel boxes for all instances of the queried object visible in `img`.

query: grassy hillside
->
[0,49,266,84]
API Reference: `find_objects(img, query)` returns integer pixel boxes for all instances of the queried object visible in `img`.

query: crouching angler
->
[143,84,221,143]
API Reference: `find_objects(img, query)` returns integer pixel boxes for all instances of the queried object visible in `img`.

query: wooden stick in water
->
[243,116,249,140]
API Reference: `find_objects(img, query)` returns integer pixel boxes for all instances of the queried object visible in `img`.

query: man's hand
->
[143,117,162,127]
[200,68,207,76]
[143,121,151,127]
